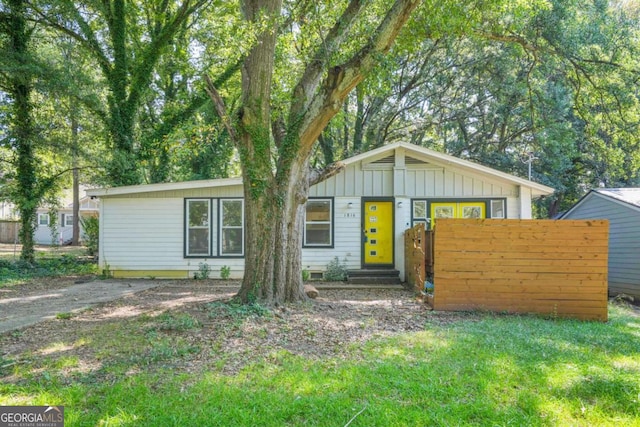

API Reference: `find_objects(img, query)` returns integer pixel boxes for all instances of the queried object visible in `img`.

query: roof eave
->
[86,177,243,197]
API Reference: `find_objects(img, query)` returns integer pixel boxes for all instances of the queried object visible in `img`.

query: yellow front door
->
[363,201,393,265]
[430,201,486,228]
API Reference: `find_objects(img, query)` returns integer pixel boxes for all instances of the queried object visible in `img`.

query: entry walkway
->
[0,280,159,334]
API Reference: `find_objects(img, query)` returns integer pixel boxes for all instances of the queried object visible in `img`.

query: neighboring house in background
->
[34,187,99,245]
[87,141,554,280]
[560,188,640,299]
[0,201,18,220]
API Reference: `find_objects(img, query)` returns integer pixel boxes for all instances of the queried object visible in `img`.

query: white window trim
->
[304,198,333,247]
[491,199,506,218]
[38,213,50,226]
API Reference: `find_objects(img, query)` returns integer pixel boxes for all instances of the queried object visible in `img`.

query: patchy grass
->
[1,299,639,426]
[0,250,96,287]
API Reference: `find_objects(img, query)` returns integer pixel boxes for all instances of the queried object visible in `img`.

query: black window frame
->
[184,198,246,259]
[184,198,212,257]
[410,198,508,229]
[303,197,334,248]
[218,198,245,257]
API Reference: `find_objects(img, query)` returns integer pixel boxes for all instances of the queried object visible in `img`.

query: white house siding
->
[100,197,244,278]
[301,197,361,272]
[310,161,517,200]
[394,197,412,280]
[34,210,82,245]
[563,194,640,298]
[92,142,551,279]
[34,225,56,245]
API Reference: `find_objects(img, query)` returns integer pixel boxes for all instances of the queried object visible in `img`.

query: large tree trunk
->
[71,110,80,246]
[8,0,37,263]
[233,0,420,305]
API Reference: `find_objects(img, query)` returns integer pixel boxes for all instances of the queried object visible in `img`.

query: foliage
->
[324,257,348,282]
[1,304,638,425]
[193,262,211,280]
[207,300,272,320]
[80,216,99,257]
[150,312,201,332]
[220,265,231,280]
[301,269,310,282]
[0,254,96,287]
[317,0,640,215]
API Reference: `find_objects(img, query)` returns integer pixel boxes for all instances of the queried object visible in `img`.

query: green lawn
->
[1,301,638,426]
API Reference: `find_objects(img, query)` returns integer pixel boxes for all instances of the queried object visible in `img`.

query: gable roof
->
[344,141,554,197]
[561,188,640,217]
[87,141,554,198]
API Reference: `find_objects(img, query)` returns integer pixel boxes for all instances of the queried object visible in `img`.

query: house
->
[560,188,640,299]
[86,141,554,279]
[0,201,18,220]
[34,187,99,245]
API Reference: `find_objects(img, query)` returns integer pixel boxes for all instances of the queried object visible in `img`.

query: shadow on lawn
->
[1,298,639,426]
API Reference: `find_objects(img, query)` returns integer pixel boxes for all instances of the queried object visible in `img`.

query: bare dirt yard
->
[0,279,438,378]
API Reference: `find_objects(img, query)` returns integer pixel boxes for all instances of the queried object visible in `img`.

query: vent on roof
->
[372,154,395,164]
[406,156,428,165]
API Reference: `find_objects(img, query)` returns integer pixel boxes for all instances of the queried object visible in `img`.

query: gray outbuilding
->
[560,188,640,299]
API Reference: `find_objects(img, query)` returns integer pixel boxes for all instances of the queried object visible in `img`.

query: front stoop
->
[346,269,403,286]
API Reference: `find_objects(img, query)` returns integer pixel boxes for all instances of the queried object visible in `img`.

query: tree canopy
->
[0,0,638,275]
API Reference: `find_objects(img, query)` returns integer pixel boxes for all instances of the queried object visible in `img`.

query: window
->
[220,199,244,256]
[491,199,505,218]
[412,199,506,228]
[64,214,74,227]
[411,200,428,227]
[304,199,332,247]
[186,199,211,256]
[38,213,49,226]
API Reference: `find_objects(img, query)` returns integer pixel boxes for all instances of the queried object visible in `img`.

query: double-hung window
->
[185,198,245,257]
[304,198,333,247]
[220,199,244,256]
[186,199,211,256]
[38,213,50,226]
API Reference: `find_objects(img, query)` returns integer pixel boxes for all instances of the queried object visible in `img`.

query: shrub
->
[220,265,231,279]
[81,216,99,257]
[194,262,211,279]
[324,257,348,281]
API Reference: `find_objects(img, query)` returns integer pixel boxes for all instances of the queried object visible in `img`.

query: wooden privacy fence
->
[433,219,609,321]
[0,220,20,244]
[404,223,434,293]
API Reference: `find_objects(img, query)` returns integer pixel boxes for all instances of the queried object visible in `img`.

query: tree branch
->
[308,161,345,186]
[127,0,211,112]
[295,0,421,153]
[203,74,238,141]
[288,0,367,122]
[27,1,112,77]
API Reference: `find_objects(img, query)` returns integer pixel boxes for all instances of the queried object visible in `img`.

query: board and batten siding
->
[310,162,518,199]
[563,194,640,298]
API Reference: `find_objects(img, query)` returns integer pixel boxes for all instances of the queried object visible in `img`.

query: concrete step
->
[347,269,400,278]
[346,269,402,285]
[347,276,403,285]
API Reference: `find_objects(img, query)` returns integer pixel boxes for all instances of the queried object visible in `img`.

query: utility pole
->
[523,151,538,181]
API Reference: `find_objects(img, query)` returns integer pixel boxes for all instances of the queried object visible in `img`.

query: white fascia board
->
[86,177,243,197]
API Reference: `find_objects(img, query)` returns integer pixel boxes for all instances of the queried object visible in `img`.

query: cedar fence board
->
[433,219,609,321]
